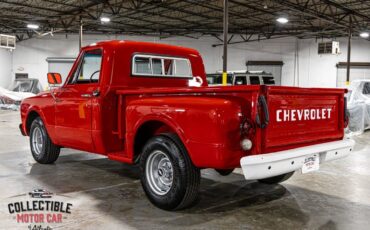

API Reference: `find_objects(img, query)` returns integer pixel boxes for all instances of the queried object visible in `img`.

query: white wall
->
[0,48,13,88]
[297,38,370,88]
[10,34,370,89]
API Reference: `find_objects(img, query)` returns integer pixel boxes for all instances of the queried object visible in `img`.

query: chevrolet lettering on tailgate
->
[276,108,333,122]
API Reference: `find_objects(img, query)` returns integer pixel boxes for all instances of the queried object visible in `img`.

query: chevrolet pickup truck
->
[20,40,355,210]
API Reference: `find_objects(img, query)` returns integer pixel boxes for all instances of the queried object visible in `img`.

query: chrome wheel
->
[32,127,43,156]
[145,150,173,195]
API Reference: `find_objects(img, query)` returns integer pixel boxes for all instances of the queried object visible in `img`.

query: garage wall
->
[297,38,370,88]
[11,34,297,88]
[11,34,370,89]
[0,48,13,88]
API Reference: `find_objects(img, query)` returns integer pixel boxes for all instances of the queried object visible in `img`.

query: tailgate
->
[260,86,346,153]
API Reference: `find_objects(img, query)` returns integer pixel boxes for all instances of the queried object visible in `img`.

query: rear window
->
[249,76,260,85]
[262,76,275,85]
[132,54,192,78]
[134,57,151,74]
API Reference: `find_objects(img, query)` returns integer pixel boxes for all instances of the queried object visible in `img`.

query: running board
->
[108,152,133,164]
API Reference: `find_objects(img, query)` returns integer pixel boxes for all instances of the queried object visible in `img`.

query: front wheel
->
[257,171,294,184]
[30,117,60,164]
[140,133,200,210]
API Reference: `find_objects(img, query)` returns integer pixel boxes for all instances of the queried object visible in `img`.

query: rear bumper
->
[240,139,355,180]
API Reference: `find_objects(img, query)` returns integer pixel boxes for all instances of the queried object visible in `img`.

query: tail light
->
[240,119,255,151]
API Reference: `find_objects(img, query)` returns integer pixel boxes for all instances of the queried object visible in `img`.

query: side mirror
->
[47,73,62,85]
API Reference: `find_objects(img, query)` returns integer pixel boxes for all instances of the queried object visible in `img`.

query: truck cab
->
[20,40,354,211]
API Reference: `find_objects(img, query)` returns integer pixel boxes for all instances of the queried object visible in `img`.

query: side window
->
[132,54,192,78]
[235,76,247,85]
[227,74,233,84]
[363,82,370,95]
[249,76,261,85]
[262,76,275,85]
[70,49,102,84]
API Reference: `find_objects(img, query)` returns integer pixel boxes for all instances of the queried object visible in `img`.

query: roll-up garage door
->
[246,61,283,86]
[337,62,370,87]
[46,57,76,85]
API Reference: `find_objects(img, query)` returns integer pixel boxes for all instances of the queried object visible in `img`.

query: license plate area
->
[302,154,320,173]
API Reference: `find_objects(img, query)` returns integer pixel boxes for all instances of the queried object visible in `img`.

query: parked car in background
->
[9,78,43,95]
[346,80,370,135]
[233,71,275,85]
[206,70,275,86]
[0,78,43,110]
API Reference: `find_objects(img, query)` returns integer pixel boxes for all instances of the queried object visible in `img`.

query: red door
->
[54,49,103,151]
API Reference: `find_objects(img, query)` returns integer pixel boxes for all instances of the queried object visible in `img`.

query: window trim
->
[131,54,193,78]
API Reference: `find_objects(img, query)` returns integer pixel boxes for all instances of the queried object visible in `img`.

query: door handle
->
[81,94,92,98]
[92,90,100,97]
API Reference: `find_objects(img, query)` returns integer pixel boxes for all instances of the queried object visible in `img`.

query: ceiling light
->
[100,17,110,23]
[27,24,39,29]
[276,17,289,24]
[360,32,369,38]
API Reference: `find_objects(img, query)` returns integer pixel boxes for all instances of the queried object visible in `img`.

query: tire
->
[140,133,200,210]
[258,171,294,184]
[29,117,60,164]
[215,169,234,176]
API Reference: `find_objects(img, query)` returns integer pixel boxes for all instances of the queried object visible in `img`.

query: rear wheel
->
[257,171,294,184]
[30,117,60,164]
[140,133,200,210]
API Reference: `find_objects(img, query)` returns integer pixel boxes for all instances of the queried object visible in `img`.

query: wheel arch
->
[25,110,42,135]
[132,117,190,164]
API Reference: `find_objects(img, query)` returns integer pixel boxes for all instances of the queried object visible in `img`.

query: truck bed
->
[116,85,346,157]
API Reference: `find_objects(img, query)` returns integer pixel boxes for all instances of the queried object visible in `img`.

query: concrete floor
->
[0,110,370,230]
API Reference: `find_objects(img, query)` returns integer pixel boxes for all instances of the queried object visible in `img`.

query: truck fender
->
[131,115,192,163]
[24,106,44,133]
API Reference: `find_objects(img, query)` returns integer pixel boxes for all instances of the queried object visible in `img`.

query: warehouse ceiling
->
[0,0,370,43]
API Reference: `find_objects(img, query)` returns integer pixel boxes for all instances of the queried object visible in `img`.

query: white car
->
[0,78,43,110]
[346,80,370,135]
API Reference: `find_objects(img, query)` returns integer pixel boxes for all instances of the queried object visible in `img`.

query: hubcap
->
[32,127,43,156]
[146,150,173,195]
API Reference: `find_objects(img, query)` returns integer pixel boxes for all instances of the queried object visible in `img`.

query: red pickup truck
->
[20,40,355,210]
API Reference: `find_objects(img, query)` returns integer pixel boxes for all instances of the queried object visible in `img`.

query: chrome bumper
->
[240,139,355,180]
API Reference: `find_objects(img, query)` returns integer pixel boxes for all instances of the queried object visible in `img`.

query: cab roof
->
[83,40,200,56]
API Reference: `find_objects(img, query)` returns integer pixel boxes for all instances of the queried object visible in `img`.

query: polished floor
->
[0,110,369,230]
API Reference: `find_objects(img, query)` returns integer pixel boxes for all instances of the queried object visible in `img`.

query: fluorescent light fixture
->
[100,17,110,23]
[27,24,39,29]
[276,17,289,24]
[360,32,369,38]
